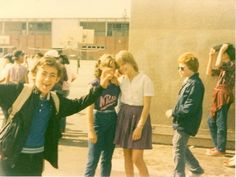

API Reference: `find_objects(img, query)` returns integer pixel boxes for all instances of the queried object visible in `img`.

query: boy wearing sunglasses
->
[166,52,205,177]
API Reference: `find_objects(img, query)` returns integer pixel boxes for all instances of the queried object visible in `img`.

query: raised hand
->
[100,68,114,88]
[209,48,216,57]
[220,43,229,53]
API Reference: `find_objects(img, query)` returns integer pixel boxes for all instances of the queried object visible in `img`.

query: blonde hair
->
[178,52,199,73]
[94,54,117,78]
[31,57,62,77]
[115,50,139,72]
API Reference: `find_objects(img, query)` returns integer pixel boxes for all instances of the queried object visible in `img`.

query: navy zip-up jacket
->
[172,73,205,136]
[0,83,104,168]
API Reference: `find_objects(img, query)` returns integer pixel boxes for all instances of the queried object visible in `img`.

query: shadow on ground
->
[59,128,88,147]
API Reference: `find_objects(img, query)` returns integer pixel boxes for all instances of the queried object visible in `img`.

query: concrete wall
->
[129,0,235,145]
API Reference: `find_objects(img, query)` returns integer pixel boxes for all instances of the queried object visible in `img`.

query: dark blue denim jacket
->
[172,73,205,136]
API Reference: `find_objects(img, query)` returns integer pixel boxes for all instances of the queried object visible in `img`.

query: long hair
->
[213,43,235,61]
[94,54,117,78]
[115,50,139,72]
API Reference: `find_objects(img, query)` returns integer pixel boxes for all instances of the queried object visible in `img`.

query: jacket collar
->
[187,72,199,83]
[32,86,50,100]
[178,73,199,95]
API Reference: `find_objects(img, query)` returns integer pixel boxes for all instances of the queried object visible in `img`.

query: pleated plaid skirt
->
[114,103,152,149]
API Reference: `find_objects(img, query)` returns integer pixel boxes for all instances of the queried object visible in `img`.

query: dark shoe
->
[188,169,204,177]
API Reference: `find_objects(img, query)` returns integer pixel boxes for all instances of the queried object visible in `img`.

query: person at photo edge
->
[205,43,235,156]
[0,56,112,176]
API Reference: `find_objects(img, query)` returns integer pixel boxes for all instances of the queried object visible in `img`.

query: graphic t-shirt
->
[91,79,120,111]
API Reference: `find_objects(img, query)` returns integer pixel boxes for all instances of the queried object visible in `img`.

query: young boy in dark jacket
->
[0,56,112,176]
[166,52,205,177]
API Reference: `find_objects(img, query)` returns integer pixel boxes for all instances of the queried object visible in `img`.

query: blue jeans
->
[208,104,230,152]
[172,130,203,177]
[84,111,117,177]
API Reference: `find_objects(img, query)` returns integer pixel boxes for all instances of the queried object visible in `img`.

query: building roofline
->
[0,17,129,22]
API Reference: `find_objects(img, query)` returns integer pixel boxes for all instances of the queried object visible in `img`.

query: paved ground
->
[0,60,235,176]
[43,112,235,177]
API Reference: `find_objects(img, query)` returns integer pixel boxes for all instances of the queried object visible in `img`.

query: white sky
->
[0,0,131,18]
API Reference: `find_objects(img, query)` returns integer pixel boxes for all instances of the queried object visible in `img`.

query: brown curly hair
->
[94,54,118,78]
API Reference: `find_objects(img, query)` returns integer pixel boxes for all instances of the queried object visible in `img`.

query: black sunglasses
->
[178,66,185,71]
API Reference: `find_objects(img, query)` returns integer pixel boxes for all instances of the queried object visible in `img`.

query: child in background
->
[5,50,28,84]
[0,53,13,83]
[84,54,120,177]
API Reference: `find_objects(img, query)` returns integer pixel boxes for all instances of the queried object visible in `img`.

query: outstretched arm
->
[59,68,114,117]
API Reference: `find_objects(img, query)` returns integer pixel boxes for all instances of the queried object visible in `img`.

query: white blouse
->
[119,72,154,106]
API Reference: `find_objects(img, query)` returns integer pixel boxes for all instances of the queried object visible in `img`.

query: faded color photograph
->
[0,0,234,176]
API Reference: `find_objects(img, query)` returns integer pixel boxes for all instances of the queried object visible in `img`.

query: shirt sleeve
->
[143,75,154,96]
[59,85,104,117]
[0,83,23,112]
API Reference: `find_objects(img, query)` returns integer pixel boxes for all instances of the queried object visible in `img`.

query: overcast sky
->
[0,0,131,18]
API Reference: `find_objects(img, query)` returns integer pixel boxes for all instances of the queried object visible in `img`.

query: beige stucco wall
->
[129,0,235,134]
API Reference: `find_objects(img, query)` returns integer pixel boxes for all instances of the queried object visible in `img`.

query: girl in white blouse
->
[114,50,154,177]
